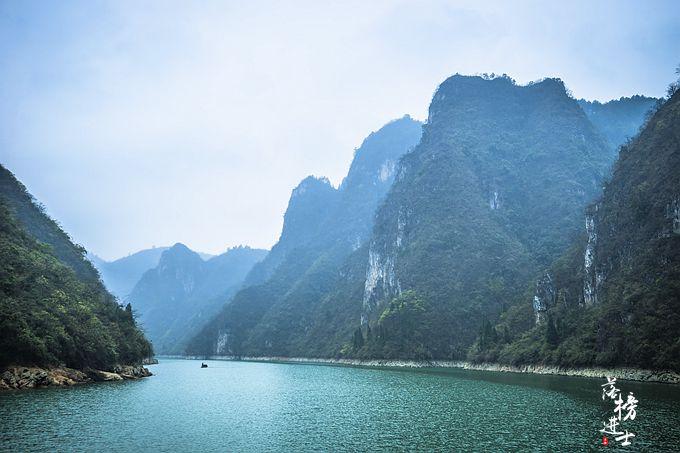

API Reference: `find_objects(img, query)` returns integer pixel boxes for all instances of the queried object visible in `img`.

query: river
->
[1,359,679,451]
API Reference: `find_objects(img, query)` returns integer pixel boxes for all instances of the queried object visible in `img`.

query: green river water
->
[1,359,679,451]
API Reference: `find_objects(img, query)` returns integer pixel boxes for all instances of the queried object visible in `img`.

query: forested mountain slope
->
[0,165,152,370]
[187,75,657,364]
[354,75,613,359]
[475,89,680,370]
[187,116,423,356]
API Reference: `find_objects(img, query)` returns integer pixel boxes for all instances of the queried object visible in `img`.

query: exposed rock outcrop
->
[532,273,555,324]
[583,208,600,305]
[0,367,90,389]
[113,365,153,379]
[0,365,152,390]
[86,369,123,382]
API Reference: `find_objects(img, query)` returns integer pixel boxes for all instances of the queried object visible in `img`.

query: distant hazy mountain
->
[89,247,169,300]
[128,243,267,354]
[187,115,423,356]
[578,95,659,155]
[0,164,151,369]
[477,89,680,370]
[89,247,216,301]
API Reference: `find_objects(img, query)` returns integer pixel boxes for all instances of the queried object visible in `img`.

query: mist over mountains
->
[88,247,169,300]
[578,95,659,155]
[2,70,674,376]
[356,75,612,358]
[187,115,424,356]
[127,244,266,354]
[183,75,672,372]
[3,3,680,451]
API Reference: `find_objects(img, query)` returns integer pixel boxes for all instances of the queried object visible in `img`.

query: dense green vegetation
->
[471,89,680,370]
[187,116,423,356]
[0,168,100,282]
[0,165,152,369]
[356,290,433,359]
[3,70,668,373]
[355,75,612,359]
[187,74,664,370]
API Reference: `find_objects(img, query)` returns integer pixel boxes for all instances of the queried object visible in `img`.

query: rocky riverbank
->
[169,355,680,384]
[0,365,153,390]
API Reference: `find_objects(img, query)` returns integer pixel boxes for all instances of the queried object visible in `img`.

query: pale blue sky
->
[1,0,678,259]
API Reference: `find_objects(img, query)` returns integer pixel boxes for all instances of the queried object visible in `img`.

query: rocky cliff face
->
[186,116,423,356]
[356,75,612,359]
[242,176,338,287]
[188,74,658,365]
[532,273,555,324]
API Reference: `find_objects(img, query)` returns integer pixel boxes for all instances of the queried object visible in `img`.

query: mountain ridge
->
[129,243,267,354]
[187,75,657,363]
[186,115,423,356]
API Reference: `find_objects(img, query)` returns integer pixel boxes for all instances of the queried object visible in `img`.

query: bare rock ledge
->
[0,365,152,390]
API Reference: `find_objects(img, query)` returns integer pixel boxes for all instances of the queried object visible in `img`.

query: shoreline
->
[0,364,153,390]
[160,355,680,384]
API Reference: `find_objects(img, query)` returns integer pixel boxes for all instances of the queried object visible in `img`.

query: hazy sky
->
[1,1,678,260]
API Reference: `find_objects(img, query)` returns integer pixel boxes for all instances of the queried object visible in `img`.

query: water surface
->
[1,359,679,451]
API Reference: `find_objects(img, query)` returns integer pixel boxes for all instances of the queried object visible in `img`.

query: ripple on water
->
[1,360,680,452]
